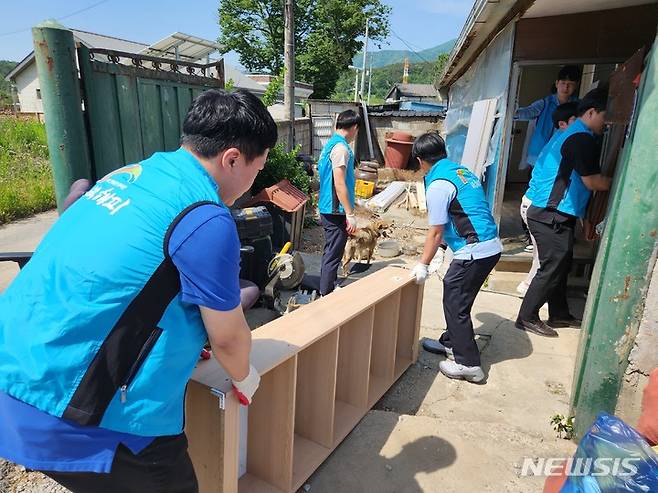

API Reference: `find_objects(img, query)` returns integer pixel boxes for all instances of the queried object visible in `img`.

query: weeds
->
[551,413,575,439]
[0,117,55,224]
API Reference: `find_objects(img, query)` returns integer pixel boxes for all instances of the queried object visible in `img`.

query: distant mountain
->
[352,39,455,69]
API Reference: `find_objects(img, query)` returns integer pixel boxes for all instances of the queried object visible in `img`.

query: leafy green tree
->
[218,0,391,99]
[433,52,449,81]
[261,69,284,107]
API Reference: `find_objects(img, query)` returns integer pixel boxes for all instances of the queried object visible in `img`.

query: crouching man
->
[0,89,277,492]
[410,132,501,383]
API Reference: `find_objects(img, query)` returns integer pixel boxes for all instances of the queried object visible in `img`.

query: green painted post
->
[570,38,658,439]
[32,20,92,212]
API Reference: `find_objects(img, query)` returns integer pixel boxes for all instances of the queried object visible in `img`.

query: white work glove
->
[346,214,357,229]
[410,263,429,284]
[232,364,260,406]
[428,247,445,275]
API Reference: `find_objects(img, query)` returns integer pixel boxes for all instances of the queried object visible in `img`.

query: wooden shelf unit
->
[186,267,423,493]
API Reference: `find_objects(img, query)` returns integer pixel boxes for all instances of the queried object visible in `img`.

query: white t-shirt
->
[329,143,350,169]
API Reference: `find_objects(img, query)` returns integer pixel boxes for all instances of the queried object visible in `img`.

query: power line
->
[389,28,432,64]
[0,0,112,38]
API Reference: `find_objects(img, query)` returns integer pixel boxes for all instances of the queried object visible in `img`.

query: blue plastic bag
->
[560,412,658,492]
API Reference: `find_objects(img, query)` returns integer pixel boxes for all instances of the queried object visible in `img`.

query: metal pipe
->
[32,21,92,212]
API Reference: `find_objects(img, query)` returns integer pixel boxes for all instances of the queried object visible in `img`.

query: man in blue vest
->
[410,132,501,383]
[517,101,579,296]
[516,88,612,337]
[0,89,278,492]
[318,109,360,296]
[515,65,580,251]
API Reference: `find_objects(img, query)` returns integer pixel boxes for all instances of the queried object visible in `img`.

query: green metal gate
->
[33,22,224,210]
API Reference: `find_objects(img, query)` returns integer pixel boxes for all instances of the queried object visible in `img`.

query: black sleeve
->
[560,133,600,177]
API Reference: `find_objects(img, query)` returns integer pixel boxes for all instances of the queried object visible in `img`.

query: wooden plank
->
[238,474,286,493]
[333,401,364,446]
[370,291,401,381]
[295,330,338,448]
[291,435,332,492]
[336,308,374,409]
[246,357,296,492]
[461,98,497,177]
[192,267,414,392]
[397,283,423,364]
[185,381,240,493]
[137,80,165,159]
[115,74,144,164]
[416,181,427,212]
[160,84,181,151]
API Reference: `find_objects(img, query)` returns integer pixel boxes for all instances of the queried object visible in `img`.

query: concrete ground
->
[0,211,58,292]
[0,211,581,493]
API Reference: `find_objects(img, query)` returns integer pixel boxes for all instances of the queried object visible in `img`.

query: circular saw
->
[264,242,306,306]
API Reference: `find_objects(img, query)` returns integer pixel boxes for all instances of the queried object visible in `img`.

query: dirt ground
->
[0,205,580,493]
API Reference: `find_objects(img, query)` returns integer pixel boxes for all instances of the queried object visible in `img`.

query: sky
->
[0,0,472,66]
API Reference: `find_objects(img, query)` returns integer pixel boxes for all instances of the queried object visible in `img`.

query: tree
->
[218,0,391,99]
[433,52,450,81]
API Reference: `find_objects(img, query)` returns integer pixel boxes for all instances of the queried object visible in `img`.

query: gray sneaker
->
[422,338,454,360]
[439,359,485,383]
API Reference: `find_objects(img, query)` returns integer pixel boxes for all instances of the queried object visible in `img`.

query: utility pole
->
[349,65,360,102]
[359,18,369,100]
[367,56,373,104]
[284,0,295,150]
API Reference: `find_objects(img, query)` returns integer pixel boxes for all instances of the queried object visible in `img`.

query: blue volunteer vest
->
[527,94,577,166]
[529,119,593,218]
[318,134,355,214]
[425,159,498,253]
[526,128,566,203]
[0,148,223,437]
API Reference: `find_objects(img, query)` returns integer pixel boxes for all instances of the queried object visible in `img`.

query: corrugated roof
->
[224,64,265,93]
[141,32,222,62]
[6,27,149,80]
[71,28,148,53]
[369,110,445,118]
[391,83,439,98]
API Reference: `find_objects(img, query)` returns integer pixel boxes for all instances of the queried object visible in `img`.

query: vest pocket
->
[120,327,163,403]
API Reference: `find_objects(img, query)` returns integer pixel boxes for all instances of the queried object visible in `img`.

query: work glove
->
[410,263,429,285]
[428,246,446,275]
[346,214,357,234]
[232,364,261,406]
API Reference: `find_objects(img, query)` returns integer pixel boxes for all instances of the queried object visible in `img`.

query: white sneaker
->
[516,281,529,296]
[439,359,485,383]
[421,338,454,360]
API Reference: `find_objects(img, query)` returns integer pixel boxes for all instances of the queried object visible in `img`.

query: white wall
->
[14,63,43,114]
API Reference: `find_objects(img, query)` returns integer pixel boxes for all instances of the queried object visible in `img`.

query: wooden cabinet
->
[186,267,423,492]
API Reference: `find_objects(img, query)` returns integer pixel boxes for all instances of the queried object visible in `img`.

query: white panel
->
[461,98,497,176]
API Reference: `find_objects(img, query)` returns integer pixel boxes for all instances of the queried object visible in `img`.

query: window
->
[36,89,41,100]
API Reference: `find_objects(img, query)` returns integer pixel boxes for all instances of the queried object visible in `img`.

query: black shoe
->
[548,315,582,328]
[515,318,558,337]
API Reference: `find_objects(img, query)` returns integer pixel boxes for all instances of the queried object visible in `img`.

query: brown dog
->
[341,219,391,275]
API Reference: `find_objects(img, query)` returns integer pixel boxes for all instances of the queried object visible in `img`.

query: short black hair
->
[552,101,579,128]
[336,109,362,129]
[181,89,277,161]
[412,131,447,164]
[557,65,581,82]
[577,87,608,116]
